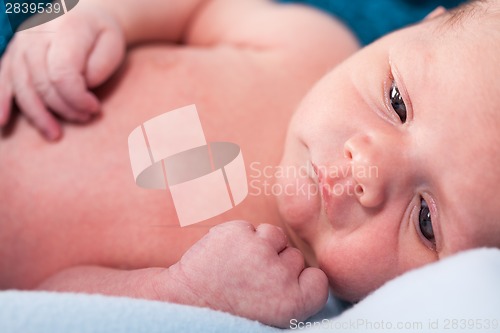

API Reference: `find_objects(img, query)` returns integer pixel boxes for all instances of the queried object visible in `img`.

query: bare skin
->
[0,0,358,312]
[2,0,500,327]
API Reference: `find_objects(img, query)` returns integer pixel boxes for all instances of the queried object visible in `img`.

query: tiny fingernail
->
[83,112,94,121]
[87,98,100,114]
[90,105,101,114]
[44,129,60,141]
[43,131,54,140]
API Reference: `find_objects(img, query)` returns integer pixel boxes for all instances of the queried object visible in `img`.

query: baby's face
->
[277,14,500,301]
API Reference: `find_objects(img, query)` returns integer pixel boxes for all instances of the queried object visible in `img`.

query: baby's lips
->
[310,161,320,183]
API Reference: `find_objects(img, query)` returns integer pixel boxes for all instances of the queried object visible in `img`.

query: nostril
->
[344,147,353,160]
[354,184,364,196]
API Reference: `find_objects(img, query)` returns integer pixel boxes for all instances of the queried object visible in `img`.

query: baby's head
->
[277,0,500,302]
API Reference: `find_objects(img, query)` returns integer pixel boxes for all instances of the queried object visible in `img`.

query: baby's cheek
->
[276,175,321,234]
[318,237,400,302]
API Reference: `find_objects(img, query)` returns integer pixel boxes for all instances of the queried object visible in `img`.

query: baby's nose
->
[344,132,404,208]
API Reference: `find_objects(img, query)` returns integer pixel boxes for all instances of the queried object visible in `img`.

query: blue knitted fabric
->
[0,1,11,54]
[1,0,53,55]
[278,0,466,45]
[0,0,467,56]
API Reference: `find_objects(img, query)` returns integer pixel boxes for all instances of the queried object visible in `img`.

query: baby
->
[0,0,499,328]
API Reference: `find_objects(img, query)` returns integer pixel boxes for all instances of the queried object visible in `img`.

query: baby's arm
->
[0,0,227,139]
[0,0,357,140]
[37,221,328,328]
[0,0,265,139]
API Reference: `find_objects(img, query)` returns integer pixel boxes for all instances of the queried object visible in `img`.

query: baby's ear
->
[424,6,447,21]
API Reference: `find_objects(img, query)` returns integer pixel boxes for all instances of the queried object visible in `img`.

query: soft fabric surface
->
[0,290,280,333]
[1,248,499,333]
[0,0,11,54]
[1,0,466,55]
[304,248,500,332]
[277,0,466,45]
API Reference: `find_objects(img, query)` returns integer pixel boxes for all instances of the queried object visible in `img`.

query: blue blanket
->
[278,0,466,45]
[1,248,499,333]
[1,0,466,55]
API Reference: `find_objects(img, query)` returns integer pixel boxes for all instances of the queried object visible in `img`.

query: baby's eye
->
[390,82,407,123]
[418,197,435,247]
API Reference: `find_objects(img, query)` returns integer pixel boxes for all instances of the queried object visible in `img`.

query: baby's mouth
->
[307,160,319,184]
[311,160,358,226]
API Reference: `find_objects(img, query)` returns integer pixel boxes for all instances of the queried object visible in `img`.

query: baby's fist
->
[165,221,329,328]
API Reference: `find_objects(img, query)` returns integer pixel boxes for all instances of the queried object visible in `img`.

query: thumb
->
[298,267,329,320]
[85,28,125,88]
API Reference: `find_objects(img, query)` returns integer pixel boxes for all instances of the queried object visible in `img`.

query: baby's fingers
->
[86,27,125,88]
[279,247,305,275]
[256,224,288,253]
[14,58,61,140]
[298,267,329,320]
[47,34,100,114]
[27,41,91,123]
[0,58,13,126]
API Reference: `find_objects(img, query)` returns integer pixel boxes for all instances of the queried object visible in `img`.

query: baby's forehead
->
[397,19,500,254]
[439,0,500,31]
[411,15,500,127]
[434,3,500,50]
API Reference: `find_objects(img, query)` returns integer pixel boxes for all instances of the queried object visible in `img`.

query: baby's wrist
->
[148,263,211,308]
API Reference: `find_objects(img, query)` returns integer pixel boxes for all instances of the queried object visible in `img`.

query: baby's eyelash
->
[389,81,407,123]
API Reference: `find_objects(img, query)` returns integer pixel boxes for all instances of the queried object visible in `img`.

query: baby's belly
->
[0,45,301,288]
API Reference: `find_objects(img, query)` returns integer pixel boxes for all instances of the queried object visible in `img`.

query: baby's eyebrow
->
[389,39,439,122]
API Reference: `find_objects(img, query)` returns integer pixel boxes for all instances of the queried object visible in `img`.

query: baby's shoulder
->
[186,1,359,71]
[265,4,360,72]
